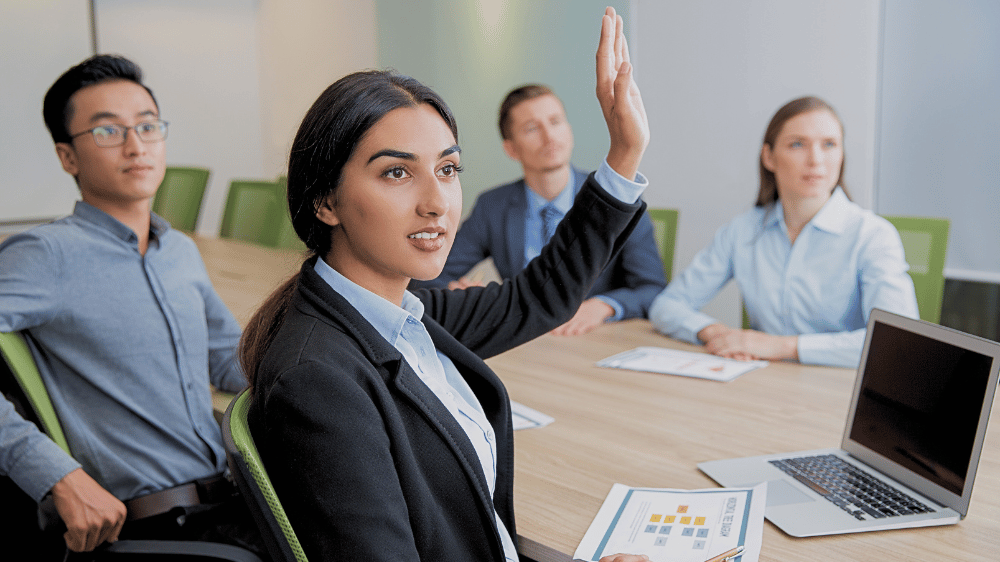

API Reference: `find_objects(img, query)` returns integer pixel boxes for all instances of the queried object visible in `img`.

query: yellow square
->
[650,514,662,523]
[665,515,676,523]
[677,505,689,513]
[694,517,706,525]
[680,516,691,524]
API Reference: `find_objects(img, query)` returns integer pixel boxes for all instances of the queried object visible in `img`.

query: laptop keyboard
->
[769,454,935,521]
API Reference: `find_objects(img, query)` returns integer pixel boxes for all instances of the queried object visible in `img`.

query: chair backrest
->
[883,216,950,324]
[0,332,69,453]
[273,177,307,251]
[647,208,679,282]
[219,180,284,246]
[223,390,308,562]
[152,166,211,232]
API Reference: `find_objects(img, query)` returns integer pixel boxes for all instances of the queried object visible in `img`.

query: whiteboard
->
[0,1,93,223]
[876,0,1000,283]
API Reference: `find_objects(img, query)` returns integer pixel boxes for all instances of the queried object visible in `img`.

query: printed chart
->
[596,347,767,382]
[574,483,766,562]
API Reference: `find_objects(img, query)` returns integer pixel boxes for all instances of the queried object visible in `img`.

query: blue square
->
[697,528,709,538]
[659,526,672,535]
[654,537,668,546]
[645,525,658,533]
[681,528,694,537]
[693,540,706,549]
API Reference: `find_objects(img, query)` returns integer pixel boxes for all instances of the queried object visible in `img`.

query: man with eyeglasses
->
[0,55,260,559]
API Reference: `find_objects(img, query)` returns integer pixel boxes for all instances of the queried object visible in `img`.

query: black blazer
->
[249,175,645,561]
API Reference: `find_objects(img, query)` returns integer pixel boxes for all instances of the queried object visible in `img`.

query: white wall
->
[635,0,882,326]
[256,0,378,180]
[96,0,377,237]
[0,0,92,225]
[96,0,266,236]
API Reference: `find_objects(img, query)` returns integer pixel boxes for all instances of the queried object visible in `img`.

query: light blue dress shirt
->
[0,202,244,501]
[313,159,645,562]
[522,163,647,322]
[649,188,918,368]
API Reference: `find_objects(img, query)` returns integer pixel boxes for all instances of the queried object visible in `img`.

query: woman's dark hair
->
[239,70,458,388]
[43,54,157,145]
[755,96,850,207]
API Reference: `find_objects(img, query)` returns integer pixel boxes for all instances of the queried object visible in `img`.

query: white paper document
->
[596,347,768,382]
[574,483,767,562]
[510,400,554,430]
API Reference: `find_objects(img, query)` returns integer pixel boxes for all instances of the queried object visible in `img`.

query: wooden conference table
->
[195,236,998,562]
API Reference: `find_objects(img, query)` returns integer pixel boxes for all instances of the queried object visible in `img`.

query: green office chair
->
[152,166,211,232]
[273,177,307,252]
[0,331,262,562]
[883,216,950,324]
[0,331,69,454]
[647,208,679,282]
[223,389,308,562]
[219,179,284,246]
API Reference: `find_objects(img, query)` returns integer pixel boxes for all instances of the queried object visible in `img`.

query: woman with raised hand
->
[239,7,653,562]
[649,96,918,368]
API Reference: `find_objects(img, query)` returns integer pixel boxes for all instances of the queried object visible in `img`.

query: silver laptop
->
[698,308,1000,537]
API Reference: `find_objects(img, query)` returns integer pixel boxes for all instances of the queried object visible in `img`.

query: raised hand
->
[596,6,650,181]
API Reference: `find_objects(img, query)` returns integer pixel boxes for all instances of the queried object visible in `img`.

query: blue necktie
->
[540,204,560,244]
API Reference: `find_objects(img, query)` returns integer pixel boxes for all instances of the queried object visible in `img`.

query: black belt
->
[125,474,236,521]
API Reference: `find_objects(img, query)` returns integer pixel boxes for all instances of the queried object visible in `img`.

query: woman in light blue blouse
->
[649,96,918,368]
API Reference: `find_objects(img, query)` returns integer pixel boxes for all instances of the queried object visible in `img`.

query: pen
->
[703,545,744,562]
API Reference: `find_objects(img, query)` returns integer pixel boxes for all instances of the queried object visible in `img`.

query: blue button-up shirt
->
[649,188,918,368]
[0,202,244,501]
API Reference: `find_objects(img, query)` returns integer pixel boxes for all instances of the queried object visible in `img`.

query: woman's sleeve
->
[797,218,919,368]
[419,172,647,359]
[258,361,422,561]
[648,220,738,344]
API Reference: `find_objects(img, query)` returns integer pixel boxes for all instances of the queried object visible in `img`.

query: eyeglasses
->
[69,120,169,148]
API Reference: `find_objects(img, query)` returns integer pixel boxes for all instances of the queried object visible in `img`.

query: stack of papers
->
[510,400,554,430]
[597,347,768,382]
[575,483,766,562]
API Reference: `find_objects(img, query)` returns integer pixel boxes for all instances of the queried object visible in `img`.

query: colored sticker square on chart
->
[665,515,676,523]
[693,540,706,550]
[694,517,706,525]
[655,537,668,547]
[697,528,709,538]
[680,516,691,525]
[645,525,658,533]
[677,505,689,513]
[682,528,694,537]
[659,526,672,535]
[650,514,662,523]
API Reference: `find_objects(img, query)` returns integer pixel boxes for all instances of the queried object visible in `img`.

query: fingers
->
[599,554,651,562]
[615,10,626,68]
[596,8,617,116]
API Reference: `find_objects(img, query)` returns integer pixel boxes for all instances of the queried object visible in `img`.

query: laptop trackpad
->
[763,479,815,506]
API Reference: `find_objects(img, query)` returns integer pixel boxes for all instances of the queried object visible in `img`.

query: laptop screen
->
[848,319,994,496]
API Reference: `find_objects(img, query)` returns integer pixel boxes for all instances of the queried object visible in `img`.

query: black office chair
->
[222,389,308,562]
[0,331,262,562]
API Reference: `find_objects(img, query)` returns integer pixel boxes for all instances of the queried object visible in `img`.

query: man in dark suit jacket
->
[410,84,665,335]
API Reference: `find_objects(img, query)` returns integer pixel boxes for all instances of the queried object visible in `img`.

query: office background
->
[1,0,997,337]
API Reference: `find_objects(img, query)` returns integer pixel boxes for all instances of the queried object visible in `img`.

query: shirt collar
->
[72,201,170,244]
[805,186,851,235]
[763,186,851,235]
[524,170,577,216]
[312,257,423,346]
